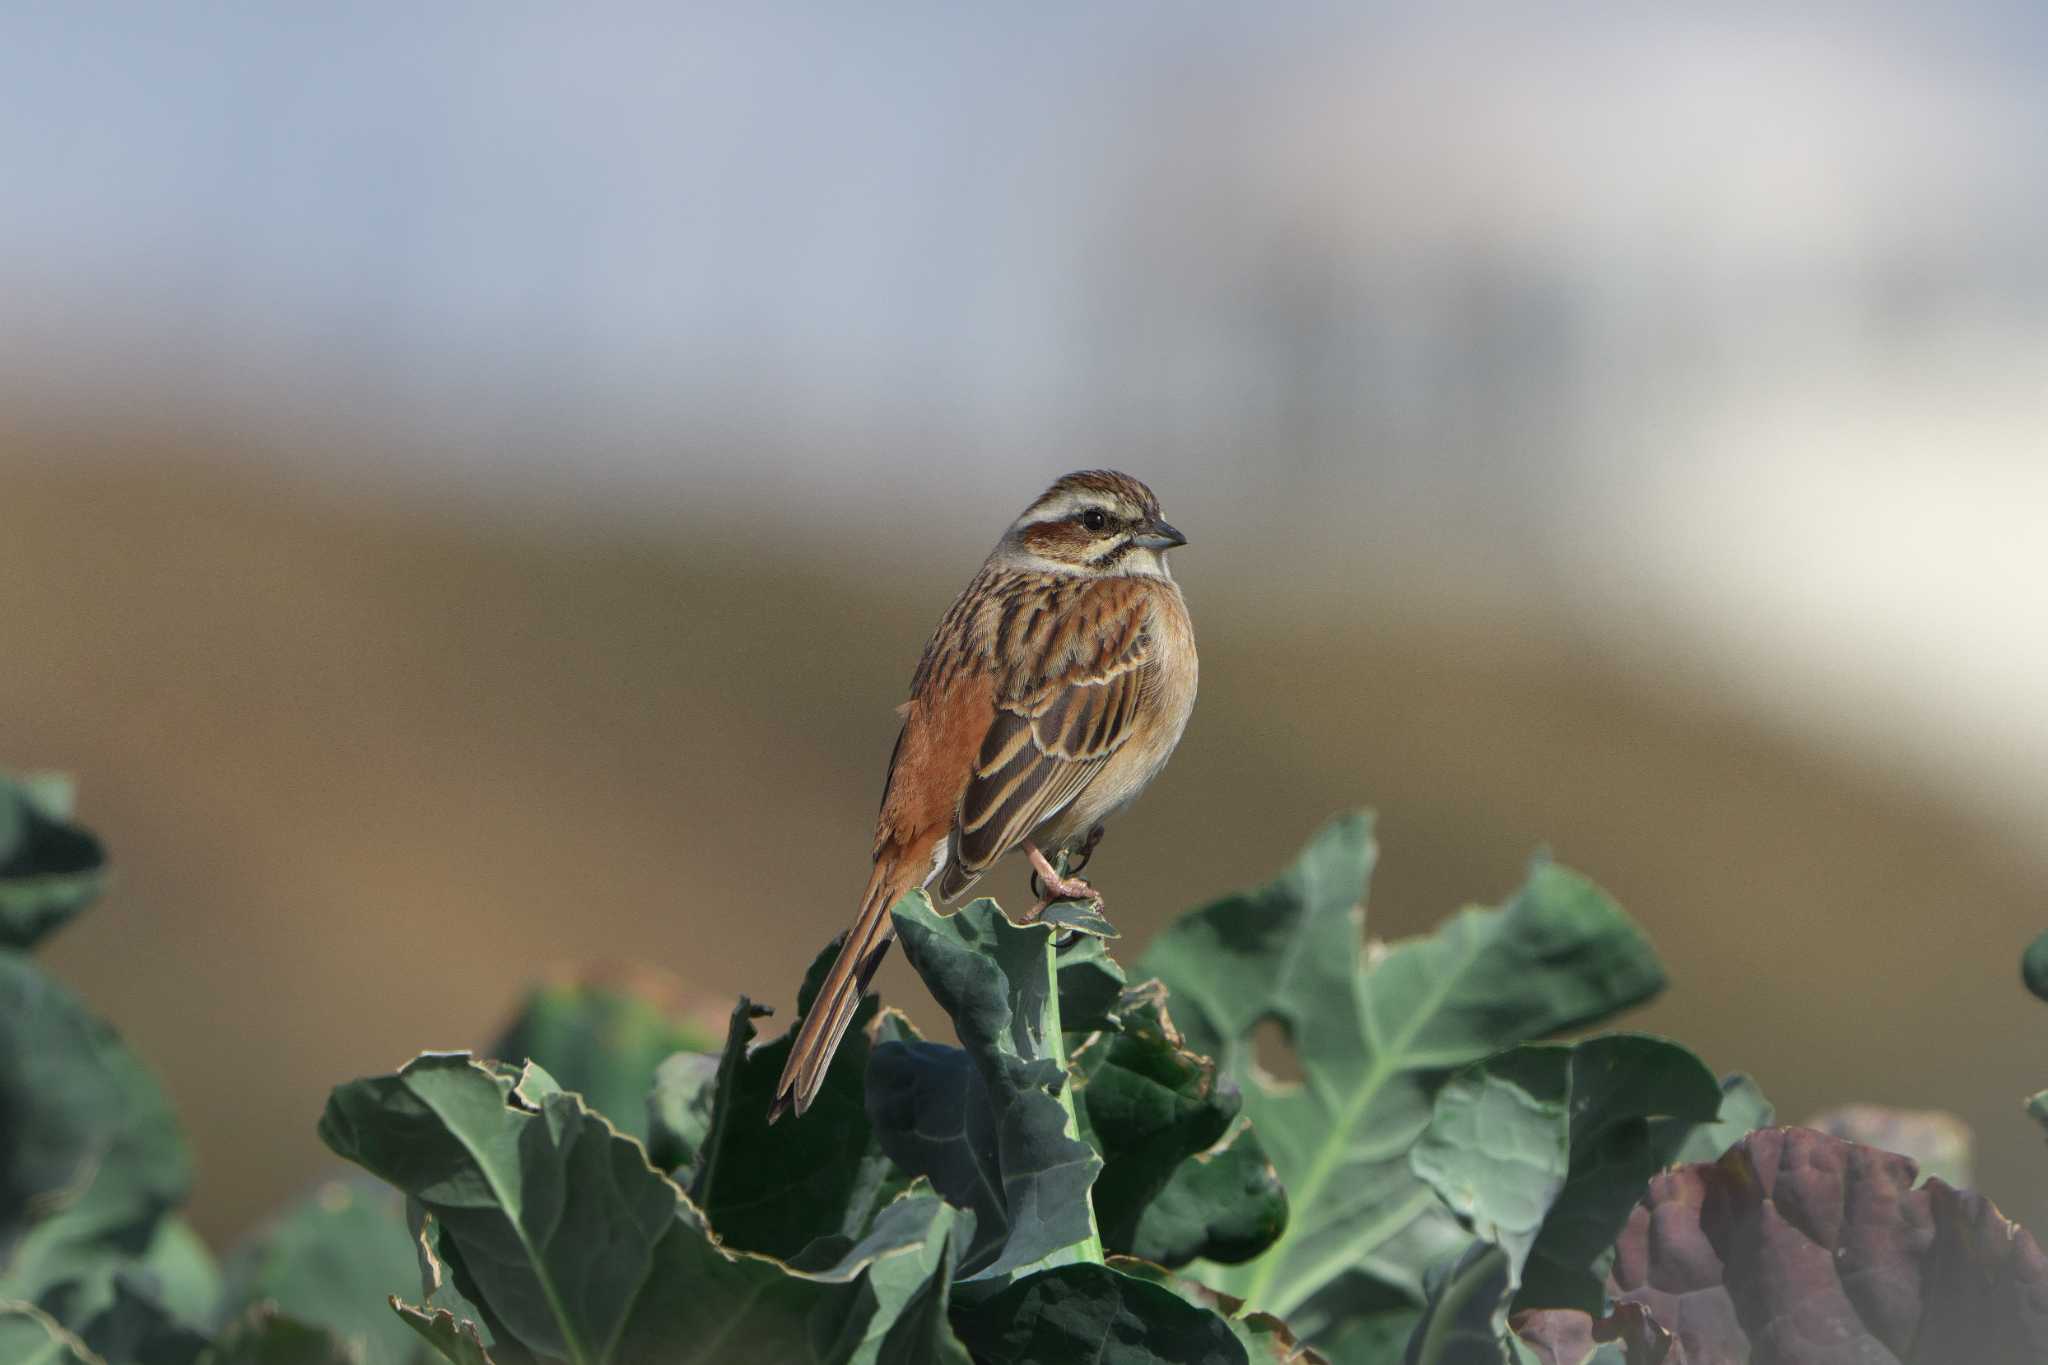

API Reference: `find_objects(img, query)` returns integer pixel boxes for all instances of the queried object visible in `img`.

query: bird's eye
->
[1081,508,1108,532]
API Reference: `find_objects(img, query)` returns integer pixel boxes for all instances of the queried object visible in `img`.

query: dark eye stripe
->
[1087,539,1133,568]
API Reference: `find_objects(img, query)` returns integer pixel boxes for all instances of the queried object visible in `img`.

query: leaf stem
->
[1039,924,1105,1268]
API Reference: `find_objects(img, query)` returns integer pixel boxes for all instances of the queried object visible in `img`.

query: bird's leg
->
[1065,824,1105,878]
[1027,825,1106,900]
[1022,839,1103,923]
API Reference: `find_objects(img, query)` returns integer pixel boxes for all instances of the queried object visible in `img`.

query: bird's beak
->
[1132,520,1188,551]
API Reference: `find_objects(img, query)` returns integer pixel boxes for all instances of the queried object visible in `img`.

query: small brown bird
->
[769,470,1197,1121]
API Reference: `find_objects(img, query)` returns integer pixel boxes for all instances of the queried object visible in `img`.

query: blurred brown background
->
[4,5,2047,1246]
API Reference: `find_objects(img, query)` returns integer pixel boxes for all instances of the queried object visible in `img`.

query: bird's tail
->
[768,843,930,1122]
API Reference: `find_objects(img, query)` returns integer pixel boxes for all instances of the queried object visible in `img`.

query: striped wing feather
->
[943,586,1155,891]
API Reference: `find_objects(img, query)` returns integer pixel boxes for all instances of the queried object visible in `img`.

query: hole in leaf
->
[1250,1013,1304,1093]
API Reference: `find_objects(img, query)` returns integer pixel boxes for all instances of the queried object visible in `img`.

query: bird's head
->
[993,470,1186,578]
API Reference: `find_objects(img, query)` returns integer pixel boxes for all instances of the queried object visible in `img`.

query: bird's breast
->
[1062,583,1197,836]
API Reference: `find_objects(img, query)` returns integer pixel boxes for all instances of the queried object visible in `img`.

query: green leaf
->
[1229,1313,1331,1365]
[2023,929,2048,1003]
[0,1301,101,1365]
[1407,1034,1724,1314]
[1132,1122,1288,1270]
[1667,1072,1772,1165]
[198,1308,361,1365]
[1138,813,1665,1347]
[0,955,194,1322]
[488,969,716,1143]
[1106,1258,1330,1364]
[394,1302,498,1365]
[318,1054,680,1362]
[121,1219,220,1334]
[1314,1314,1420,1365]
[1055,936,1128,1036]
[17,1215,221,1344]
[221,1177,425,1365]
[66,1273,209,1365]
[1521,1040,1729,1311]
[1409,1053,1571,1292]
[0,801,209,1361]
[1400,1242,1514,1365]
[0,776,107,951]
[1037,901,1120,941]
[644,1053,718,1175]
[1070,982,1285,1268]
[688,943,908,1260]
[866,895,1103,1279]
[841,1200,973,1365]
[322,1053,961,1365]
[950,1263,1250,1365]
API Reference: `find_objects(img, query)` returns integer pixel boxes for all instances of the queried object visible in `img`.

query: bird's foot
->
[1023,841,1103,924]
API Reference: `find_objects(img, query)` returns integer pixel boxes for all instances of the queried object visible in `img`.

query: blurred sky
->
[7,2,2048,1239]
[4,3,2045,850]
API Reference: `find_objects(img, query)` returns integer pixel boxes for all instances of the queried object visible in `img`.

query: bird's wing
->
[949,578,1156,882]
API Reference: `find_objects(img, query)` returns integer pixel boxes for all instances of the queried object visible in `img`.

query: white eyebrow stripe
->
[1017,490,1119,526]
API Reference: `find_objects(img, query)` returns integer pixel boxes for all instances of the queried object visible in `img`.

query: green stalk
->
[1013,916,1105,1275]
[1043,925,1106,1267]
